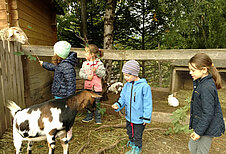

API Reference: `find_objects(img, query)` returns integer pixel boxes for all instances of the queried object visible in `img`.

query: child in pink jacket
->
[79,44,105,124]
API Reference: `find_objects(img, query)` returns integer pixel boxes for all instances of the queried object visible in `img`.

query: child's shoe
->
[127,140,135,147]
[125,145,135,154]
[82,112,93,123]
[133,146,141,154]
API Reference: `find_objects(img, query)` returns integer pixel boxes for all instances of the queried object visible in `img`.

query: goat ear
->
[91,93,102,98]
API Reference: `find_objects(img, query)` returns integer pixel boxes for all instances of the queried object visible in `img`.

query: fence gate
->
[0,41,25,137]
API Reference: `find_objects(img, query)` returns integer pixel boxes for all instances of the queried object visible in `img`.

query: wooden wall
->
[22,55,54,107]
[0,0,9,29]
[10,0,57,45]
[0,0,59,107]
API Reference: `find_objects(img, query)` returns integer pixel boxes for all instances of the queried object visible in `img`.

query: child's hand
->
[190,132,200,141]
[39,61,43,66]
[112,104,119,110]
[88,75,93,80]
[92,67,97,72]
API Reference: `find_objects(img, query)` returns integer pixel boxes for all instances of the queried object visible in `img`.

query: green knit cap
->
[53,41,71,59]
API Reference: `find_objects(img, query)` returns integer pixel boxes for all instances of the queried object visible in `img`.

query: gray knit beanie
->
[122,60,140,76]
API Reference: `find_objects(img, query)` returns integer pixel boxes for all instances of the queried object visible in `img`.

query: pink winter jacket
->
[79,59,106,92]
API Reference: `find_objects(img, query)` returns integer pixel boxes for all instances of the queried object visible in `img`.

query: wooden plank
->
[16,42,25,107]
[18,9,55,33]
[5,41,13,128]
[10,9,18,20]
[0,19,8,28]
[9,0,17,10]
[9,42,18,103]
[0,40,6,137]
[21,45,226,65]
[0,2,6,9]
[0,10,7,19]
[0,41,10,129]
[17,0,52,24]
[26,37,55,46]
[20,25,56,43]
[13,42,24,107]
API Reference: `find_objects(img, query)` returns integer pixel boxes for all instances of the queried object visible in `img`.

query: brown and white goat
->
[7,90,101,154]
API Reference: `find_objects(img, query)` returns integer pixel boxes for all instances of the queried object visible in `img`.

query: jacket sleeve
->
[194,85,215,136]
[95,62,105,78]
[79,62,88,80]
[63,64,76,96]
[113,84,127,112]
[42,62,56,71]
[142,84,152,123]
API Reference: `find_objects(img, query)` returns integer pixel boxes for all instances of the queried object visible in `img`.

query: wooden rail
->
[22,45,226,67]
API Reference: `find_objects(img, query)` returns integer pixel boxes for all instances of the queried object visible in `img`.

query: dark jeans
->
[87,92,101,119]
[126,120,145,148]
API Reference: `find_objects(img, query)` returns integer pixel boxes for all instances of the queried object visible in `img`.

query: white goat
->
[0,27,28,52]
[7,90,101,154]
[168,94,179,107]
[108,82,123,94]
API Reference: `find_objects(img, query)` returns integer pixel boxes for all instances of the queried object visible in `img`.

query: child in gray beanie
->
[112,60,152,154]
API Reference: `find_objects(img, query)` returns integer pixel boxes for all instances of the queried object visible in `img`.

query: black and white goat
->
[7,90,101,154]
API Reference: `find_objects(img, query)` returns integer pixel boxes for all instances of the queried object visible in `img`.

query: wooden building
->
[0,0,62,45]
[0,0,64,105]
[0,0,63,136]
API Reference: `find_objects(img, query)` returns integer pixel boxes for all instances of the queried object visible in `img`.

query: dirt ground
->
[0,88,226,154]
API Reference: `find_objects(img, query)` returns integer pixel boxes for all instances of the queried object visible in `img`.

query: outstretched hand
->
[112,104,119,110]
[39,61,43,66]
[190,132,200,141]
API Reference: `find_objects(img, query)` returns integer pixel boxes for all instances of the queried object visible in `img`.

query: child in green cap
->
[39,41,77,141]
[39,41,77,99]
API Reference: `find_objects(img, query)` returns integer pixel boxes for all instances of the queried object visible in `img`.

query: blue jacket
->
[189,74,225,137]
[42,52,77,97]
[114,79,152,124]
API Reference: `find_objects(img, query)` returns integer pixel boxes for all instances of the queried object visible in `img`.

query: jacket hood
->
[62,52,77,67]
[134,78,148,85]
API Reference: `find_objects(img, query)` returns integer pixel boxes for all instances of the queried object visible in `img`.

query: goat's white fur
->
[7,90,100,154]
[108,82,123,94]
[0,27,28,52]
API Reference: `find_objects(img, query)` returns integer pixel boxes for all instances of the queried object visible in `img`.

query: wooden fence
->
[1,42,226,137]
[0,41,25,137]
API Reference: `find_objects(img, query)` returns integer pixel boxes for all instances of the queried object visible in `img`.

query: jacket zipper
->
[130,81,134,122]
[134,92,136,102]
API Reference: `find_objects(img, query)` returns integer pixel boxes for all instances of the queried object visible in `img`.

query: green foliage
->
[13,51,24,56]
[96,102,106,116]
[13,52,37,61]
[56,0,106,48]
[165,98,192,135]
[27,54,37,61]
[160,0,226,49]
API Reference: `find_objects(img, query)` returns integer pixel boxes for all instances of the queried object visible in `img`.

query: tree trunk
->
[104,0,116,83]
[141,0,145,78]
[81,0,87,38]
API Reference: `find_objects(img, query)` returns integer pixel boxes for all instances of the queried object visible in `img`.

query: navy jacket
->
[42,52,77,97]
[189,74,225,137]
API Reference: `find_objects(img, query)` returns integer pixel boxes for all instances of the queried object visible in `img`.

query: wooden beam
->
[22,45,226,61]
